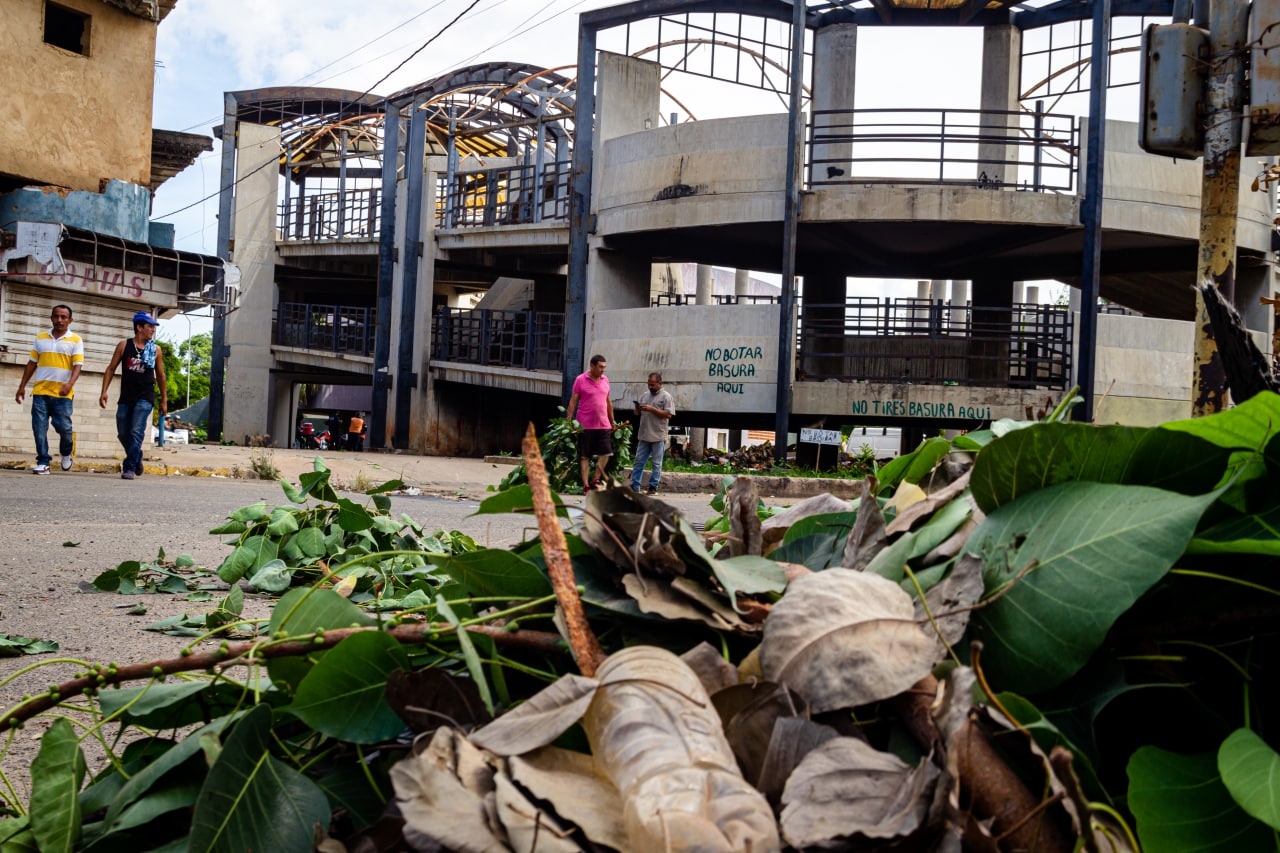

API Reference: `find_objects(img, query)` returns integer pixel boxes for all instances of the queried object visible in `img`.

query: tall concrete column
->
[950,279,969,331]
[979,25,1023,187]
[223,122,282,445]
[735,268,751,298]
[971,277,1014,384]
[582,52,661,370]
[695,265,714,305]
[811,24,858,184]
[689,426,706,462]
[801,272,847,379]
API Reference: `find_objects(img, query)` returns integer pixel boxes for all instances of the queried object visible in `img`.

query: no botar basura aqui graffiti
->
[855,399,992,419]
[707,346,763,385]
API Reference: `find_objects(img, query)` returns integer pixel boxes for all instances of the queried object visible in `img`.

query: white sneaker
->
[32,465,50,475]
[60,455,72,471]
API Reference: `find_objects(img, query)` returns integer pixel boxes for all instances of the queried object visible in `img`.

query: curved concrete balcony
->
[591,111,1276,319]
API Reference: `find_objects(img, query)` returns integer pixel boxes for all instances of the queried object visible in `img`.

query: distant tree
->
[161,332,212,411]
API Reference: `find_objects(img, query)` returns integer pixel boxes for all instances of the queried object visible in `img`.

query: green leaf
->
[229,502,270,524]
[968,482,1219,693]
[294,526,326,558]
[1188,501,1280,555]
[92,560,141,592]
[1161,390,1280,451]
[298,459,337,503]
[280,478,306,505]
[289,632,410,744]
[102,777,201,835]
[1129,745,1275,853]
[29,718,86,853]
[779,510,859,545]
[189,705,329,853]
[970,422,1232,512]
[266,588,375,691]
[0,635,60,656]
[367,478,405,495]
[435,597,494,715]
[174,554,196,568]
[266,507,300,536]
[475,483,567,517]
[876,436,950,493]
[1219,728,1280,830]
[336,498,374,532]
[208,519,247,535]
[430,549,551,599]
[247,559,294,593]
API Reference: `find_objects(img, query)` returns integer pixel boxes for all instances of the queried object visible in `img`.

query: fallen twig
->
[3,621,565,727]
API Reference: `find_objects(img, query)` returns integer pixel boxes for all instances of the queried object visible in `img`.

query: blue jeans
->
[31,395,74,467]
[116,400,153,474]
[631,439,666,491]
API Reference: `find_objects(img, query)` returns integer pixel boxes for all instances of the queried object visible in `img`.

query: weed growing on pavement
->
[248,449,279,480]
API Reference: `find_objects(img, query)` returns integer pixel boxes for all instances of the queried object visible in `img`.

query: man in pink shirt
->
[566,354,615,492]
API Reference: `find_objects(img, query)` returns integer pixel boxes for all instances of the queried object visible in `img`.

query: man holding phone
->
[630,372,675,495]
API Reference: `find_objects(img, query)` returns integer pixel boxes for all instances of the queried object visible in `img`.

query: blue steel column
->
[209,92,238,444]
[394,102,427,449]
[774,0,807,461]
[1073,0,1111,423]
[565,22,598,402]
[370,101,400,450]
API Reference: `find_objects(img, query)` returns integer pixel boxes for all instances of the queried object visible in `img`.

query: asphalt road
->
[0,468,730,778]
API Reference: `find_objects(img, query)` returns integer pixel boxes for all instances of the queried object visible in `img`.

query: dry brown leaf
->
[756,717,841,808]
[620,573,745,631]
[682,641,740,695]
[885,480,927,516]
[779,736,941,847]
[842,476,886,570]
[714,681,806,786]
[923,513,981,565]
[583,646,781,852]
[727,476,763,556]
[469,674,599,757]
[492,771,583,853]
[761,493,852,552]
[916,553,985,660]
[886,468,972,536]
[391,727,507,853]
[509,746,626,850]
[387,668,490,734]
[761,569,939,712]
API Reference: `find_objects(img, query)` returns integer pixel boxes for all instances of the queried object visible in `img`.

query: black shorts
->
[578,428,613,459]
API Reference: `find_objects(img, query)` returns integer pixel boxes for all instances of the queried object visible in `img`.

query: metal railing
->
[274,302,375,356]
[437,161,572,229]
[277,188,381,242]
[807,105,1078,193]
[650,293,781,306]
[431,308,566,371]
[797,298,1072,389]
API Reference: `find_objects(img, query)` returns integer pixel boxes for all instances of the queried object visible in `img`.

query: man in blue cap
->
[99,311,167,479]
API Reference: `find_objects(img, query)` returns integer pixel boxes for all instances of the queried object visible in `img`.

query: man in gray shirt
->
[630,372,675,494]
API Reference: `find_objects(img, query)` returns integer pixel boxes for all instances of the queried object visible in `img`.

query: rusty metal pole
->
[1192,0,1249,416]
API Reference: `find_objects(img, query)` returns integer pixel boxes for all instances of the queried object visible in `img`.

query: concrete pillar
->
[930,279,948,302]
[801,272,847,379]
[950,279,970,331]
[584,53,661,367]
[735,268,751,298]
[1025,284,1040,304]
[411,155,444,452]
[1013,281,1026,304]
[223,122,282,445]
[696,264,715,305]
[979,25,1023,187]
[689,427,706,463]
[810,24,858,184]
[971,277,1014,384]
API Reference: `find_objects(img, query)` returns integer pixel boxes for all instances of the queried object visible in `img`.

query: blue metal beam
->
[370,102,400,450]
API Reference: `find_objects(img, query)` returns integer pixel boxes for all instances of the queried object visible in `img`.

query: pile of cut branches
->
[5,393,1280,852]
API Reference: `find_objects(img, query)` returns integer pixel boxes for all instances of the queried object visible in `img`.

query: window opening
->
[44,2,90,56]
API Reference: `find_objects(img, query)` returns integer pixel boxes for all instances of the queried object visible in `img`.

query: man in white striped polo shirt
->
[14,305,84,474]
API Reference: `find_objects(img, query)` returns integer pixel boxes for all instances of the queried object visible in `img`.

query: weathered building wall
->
[0,0,156,192]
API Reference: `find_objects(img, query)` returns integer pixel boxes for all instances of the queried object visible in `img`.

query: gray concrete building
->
[211,0,1275,457]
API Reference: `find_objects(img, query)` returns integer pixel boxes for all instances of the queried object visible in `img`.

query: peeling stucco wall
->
[0,0,157,192]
